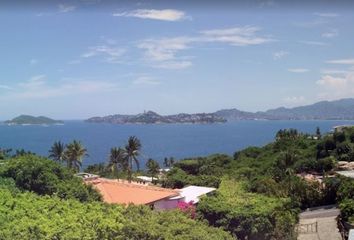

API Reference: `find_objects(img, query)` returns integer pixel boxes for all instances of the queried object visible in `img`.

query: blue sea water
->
[1,120,354,168]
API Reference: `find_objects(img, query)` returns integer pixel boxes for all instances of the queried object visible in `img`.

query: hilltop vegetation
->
[0,187,232,240]
[0,155,233,239]
[3,127,354,239]
[215,98,354,120]
[162,127,354,239]
[86,111,226,124]
[4,115,63,125]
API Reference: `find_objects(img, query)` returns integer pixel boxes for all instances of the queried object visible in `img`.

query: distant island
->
[215,98,354,121]
[4,115,64,125]
[86,98,354,124]
[86,111,226,124]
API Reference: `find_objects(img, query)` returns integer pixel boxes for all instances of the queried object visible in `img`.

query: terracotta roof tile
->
[86,178,179,205]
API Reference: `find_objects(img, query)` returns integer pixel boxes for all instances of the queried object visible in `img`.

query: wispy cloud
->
[294,18,328,28]
[1,76,120,100]
[273,50,288,60]
[199,26,274,46]
[0,85,13,90]
[81,45,126,63]
[138,37,193,69]
[321,69,350,75]
[284,96,306,104]
[314,12,339,18]
[327,59,354,65]
[30,58,38,66]
[113,9,188,21]
[133,76,160,85]
[288,68,309,73]
[58,4,76,13]
[299,40,328,46]
[138,26,273,69]
[321,29,338,38]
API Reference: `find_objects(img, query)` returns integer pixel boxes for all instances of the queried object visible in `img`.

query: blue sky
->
[0,0,354,119]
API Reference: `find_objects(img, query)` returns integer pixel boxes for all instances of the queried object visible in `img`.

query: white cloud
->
[299,41,328,46]
[316,74,350,89]
[284,96,306,104]
[316,71,354,99]
[113,9,188,21]
[58,4,76,13]
[138,37,193,69]
[288,68,309,73]
[133,77,160,85]
[273,50,288,60]
[321,29,338,38]
[138,26,273,69]
[321,69,349,75]
[294,19,328,28]
[0,85,12,90]
[1,77,120,100]
[30,59,38,66]
[327,59,354,65]
[81,45,126,63]
[314,12,339,18]
[138,37,192,61]
[68,60,81,65]
[155,61,193,69]
[200,26,274,46]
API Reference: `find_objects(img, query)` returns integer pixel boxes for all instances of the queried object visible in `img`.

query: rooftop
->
[86,178,179,205]
[171,186,216,203]
[336,170,354,179]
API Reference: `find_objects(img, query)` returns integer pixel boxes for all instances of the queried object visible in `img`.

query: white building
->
[154,185,216,210]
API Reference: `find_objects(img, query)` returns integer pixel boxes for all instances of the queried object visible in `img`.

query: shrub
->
[197,179,297,240]
[0,155,101,202]
[0,188,233,240]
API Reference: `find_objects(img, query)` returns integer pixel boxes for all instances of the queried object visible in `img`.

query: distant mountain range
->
[4,115,63,125]
[215,98,354,121]
[86,111,226,124]
[87,98,354,124]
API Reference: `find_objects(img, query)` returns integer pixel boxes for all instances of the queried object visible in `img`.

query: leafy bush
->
[197,179,298,240]
[0,188,233,240]
[0,155,101,202]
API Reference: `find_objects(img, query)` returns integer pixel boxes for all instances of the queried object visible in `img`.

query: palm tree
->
[146,158,160,183]
[107,147,128,178]
[64,140,88,172]
[49,141,66,162]
[163,157,175,168]
[125,136,141,182]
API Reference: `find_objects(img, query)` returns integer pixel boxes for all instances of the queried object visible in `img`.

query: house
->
[85,177,216,210]
[154,185,216,210]
[333,125,354,133]
[86,178,179,208]
[336,170,354,179]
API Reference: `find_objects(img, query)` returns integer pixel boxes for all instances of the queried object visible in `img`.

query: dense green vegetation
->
[0,155,101,202]
[0,188,232,239]
[4,115,63,125]
[198,179,298,240]
[0,154,233,239]
[3,127,354,239]
[163,127,354,239]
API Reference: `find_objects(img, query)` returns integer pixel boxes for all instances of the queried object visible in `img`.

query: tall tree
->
[64,140,88,172]
[316,127,321,139]
[49,141,66,162]
[163,157,175,168]
[125,136,141,183]
[146,158,160,182]
[107,147,128,178]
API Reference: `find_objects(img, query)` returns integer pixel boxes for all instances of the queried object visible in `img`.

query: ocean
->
[1,120,354,169]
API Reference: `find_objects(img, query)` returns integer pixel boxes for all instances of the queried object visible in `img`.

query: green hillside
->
[4,115,63,125]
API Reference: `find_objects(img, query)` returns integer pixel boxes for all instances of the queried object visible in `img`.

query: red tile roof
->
[86,178,179,205]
